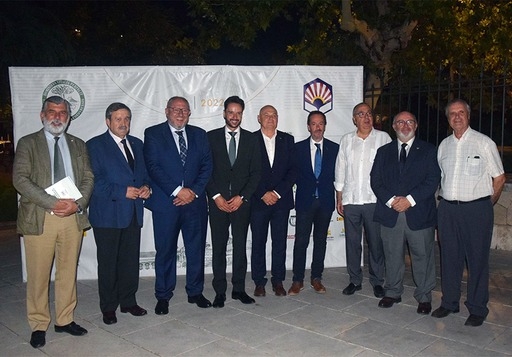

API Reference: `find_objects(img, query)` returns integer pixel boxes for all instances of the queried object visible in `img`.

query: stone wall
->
[492,183,512,250]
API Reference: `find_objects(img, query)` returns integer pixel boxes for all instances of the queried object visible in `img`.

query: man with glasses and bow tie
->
[370,111,440,315]
[87,102,151,325]
[144,96,213,314]
[335,102,391,299]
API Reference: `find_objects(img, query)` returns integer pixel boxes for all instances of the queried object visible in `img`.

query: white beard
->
[43,119,67,135]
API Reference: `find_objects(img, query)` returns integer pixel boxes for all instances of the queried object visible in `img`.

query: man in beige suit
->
[13,96,94,349]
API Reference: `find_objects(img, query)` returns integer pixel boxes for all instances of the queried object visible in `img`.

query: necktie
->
[228,132,237,166]
[314,143,322,178]
[314,143,322,197]
[54,137,66,182]
[176,130,187,166]
[399,142,407,173]
[121,138,135,171]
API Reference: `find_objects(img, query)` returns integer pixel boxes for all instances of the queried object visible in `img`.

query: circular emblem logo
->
[42,80,85,120]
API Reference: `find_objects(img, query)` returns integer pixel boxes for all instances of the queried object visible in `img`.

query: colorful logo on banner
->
[42,80,85,120]
[303,78,333,113]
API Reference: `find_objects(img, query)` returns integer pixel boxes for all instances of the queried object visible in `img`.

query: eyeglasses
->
[394,119,416,126]
[167,107,190,115]
[355,111,372,118]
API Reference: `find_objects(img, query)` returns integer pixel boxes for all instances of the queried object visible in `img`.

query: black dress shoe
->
[417,302,432,315]
[188,294,212,308]
[102,311,117,325]
[465,314,485,327]
[431,306,459,318]
[342,283,362,295]
[30,330,46,348]
[121,304,147,316]
[54,321,88,336]
[213,294,226,308]
[373,285,385,298]
[378,296,401,308]
[231,291,255,304]
[155,299,169,315]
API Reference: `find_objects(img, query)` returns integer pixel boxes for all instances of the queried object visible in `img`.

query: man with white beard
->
[370,111,440,315]
[13,96,94,348]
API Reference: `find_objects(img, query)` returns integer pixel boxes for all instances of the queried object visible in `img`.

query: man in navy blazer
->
[250,105,296,297]
[288,110,339,296]
[87,102,151,325]
[370,111,440,314]
[144,96,213,314]
[207,96,261,308]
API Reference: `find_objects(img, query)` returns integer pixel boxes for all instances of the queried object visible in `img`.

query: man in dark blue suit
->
[144,96,213,314]
[370,111,440,314]
[207,96,261,308]
[87,102,151,325]
[250,105,296,297]
[288,110,339,296]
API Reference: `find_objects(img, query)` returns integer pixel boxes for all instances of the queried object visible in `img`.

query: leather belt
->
[440,196,490,205]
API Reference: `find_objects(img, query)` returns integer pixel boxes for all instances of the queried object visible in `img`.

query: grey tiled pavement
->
[1,223,511,357]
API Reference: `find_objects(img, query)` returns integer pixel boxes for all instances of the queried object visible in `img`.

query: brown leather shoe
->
[311,279,326,294]
[288,281,304,296]
[254,285,266,297]
[272,283,287,296]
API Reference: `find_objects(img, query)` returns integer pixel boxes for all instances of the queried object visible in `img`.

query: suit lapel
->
[402,138,419,173]
[65,134,79,182]
[258,131,272,169]
[164,123,182,164]
[104,132,132,172]
[273,133,285,169]
[36,130,52,186]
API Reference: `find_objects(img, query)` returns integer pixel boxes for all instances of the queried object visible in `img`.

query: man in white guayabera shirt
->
[334,102,391,299]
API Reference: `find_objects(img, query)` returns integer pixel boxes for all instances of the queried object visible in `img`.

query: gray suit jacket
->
[13,129,94,235]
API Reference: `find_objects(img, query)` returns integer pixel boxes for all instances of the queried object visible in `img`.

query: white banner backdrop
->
[10,65,362,280]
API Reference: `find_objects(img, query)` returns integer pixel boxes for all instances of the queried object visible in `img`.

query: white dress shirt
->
[261,130,276,167]
[334,129,391,205]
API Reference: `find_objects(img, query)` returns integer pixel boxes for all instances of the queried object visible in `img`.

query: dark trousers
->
[437,198,493,317]
[292,199,332,282]
[152,204,207,300]
[209,202,251,294]
[343,203,385,287]
[93,216,141,312]
[250,207,290,287]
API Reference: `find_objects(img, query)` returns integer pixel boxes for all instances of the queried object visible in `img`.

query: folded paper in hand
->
[45,176,83,200]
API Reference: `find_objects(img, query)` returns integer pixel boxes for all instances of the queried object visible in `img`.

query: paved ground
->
[1,224,511,356]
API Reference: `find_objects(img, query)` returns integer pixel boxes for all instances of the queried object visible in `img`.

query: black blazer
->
[370,138,440,230]
[251,130,296,211]
[206,127,261,201]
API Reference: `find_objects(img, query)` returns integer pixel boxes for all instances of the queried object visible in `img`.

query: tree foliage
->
[1,0,511,112]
